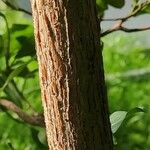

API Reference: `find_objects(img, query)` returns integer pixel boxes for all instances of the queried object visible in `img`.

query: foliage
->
[110,111,128,134]
[110,107,145,139]
[103,31,150,150]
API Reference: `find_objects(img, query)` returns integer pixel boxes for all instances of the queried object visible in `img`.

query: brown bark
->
[31,0,113,149]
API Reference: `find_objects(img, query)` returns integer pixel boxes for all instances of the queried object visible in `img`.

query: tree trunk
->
[31,0,113,149]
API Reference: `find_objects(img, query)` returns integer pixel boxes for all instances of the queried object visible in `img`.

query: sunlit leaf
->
[110,107,145,134]
[110,111,127,133]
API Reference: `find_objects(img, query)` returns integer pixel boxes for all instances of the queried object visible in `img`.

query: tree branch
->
[102,4,142,22]
[0,99,45,127]
[2,0,32,15]
[101,1,150,37]
[101,25,150,36]
[103,1,150,22]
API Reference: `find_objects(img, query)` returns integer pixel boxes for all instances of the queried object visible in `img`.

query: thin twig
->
[103,1,150,22]
[0,99,45,127]
[102,4,142,22]
[121,26,150,32]
[101,25,150,36]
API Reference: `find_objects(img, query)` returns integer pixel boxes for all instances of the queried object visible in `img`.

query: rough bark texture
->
[31,0,113,149]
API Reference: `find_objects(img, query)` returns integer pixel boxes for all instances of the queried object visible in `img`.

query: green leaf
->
[7,142,15,150]
[108,0,125,8]
[31,128,48,149]
[129,107,145,113]
[110,107,145,134]
[38,129,47,146]
[142,3,150,13]
[126,107,145,120]
[0,76,5,88]
[0,64,27,91]
[110,111,127,133]
[16,36,35,58]
[96,0,108,14]
[0,76,22,107]
[0,35,4,56]
[10,24,29,33]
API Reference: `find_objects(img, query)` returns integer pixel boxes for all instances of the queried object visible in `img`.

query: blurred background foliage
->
[103,32,150,150]
[0,0,150,149]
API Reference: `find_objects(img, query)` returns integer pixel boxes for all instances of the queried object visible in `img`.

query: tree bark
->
[31,0,113,149]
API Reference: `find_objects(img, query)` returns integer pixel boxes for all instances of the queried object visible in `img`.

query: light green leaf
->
[110,111,127,133]
[110,107,145,134]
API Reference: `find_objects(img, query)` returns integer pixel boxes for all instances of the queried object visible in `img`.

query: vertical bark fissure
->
[31,0,113,149]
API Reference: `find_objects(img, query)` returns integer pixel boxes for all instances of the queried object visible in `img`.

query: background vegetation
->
[103,32,150,150]
[0,0,150,149]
